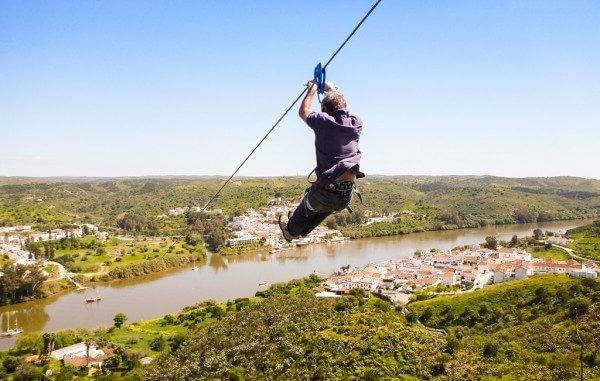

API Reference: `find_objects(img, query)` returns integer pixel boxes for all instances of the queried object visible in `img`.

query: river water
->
[0,219,592,349]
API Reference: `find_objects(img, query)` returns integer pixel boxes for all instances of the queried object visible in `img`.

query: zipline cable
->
[202,0,383,212]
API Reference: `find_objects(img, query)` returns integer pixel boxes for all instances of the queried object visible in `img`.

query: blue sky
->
[1,0,599,178]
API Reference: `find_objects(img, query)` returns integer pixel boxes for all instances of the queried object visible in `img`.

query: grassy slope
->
[408,275,600,380]
[53,236,204,278]
[146,275,600,381]
[146,296,445,381]
[408,275,575,329]
[567,220,600,261]
[528,245,570,260]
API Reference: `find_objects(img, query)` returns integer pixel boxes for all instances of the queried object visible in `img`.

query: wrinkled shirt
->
[306,108,363,186]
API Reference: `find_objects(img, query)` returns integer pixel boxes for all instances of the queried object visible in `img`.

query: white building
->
[50,342,104,361]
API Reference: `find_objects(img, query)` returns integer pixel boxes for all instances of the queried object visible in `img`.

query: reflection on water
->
[0,219,593,350]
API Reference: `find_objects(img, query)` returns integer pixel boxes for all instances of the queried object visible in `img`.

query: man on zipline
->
[279,80,364,242]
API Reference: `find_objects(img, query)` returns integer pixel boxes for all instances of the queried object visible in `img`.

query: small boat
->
[258,281,267,286]
[0,327,23,337]
[0,314,23,337]
[85,290,102,303]
[191,266,200,271]
[85,296,102,303]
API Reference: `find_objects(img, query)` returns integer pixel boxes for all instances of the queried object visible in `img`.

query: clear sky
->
[2,0,599,178]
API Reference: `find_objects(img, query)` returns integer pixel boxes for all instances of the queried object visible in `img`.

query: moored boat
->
[0,314,23,337]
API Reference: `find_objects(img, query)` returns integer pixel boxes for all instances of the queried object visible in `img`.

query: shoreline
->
[0,216,594,309]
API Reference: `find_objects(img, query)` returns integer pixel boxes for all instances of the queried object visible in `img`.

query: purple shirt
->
[306,109,364,186]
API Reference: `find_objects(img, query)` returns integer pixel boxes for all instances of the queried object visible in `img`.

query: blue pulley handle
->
[313,62,326,94]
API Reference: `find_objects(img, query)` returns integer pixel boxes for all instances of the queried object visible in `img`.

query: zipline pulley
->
[313,62,327,94]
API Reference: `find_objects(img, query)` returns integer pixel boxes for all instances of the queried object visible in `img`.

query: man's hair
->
[321,91,347,114]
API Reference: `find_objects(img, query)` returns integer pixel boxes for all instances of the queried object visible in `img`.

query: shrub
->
[3,356,21,373]
[483,342,499,359]
[335,296,359,312]
[483,236,498,250]
[420,307,433,322]
[567,297,590,318]
[149,335,167,352]
[13,363,42,381]
[405,311,417,324]
[114,313,128,328]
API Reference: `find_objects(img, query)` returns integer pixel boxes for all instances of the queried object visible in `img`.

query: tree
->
[568,297,591,319]
[533,229,544,240]
[13,364,42,381]
[185,233,202,246]
[114,313,128,328]
[149,335,167,351]
[3,356,21,373]
[43,243,55,259]
[420,307,433,322]
[405,311,417,324]
[42,332,56,354]
[169,333,188,352]
[509,235,519,247]
[483,342,499,359]
[483,236,498,250]
[116,213,154,232]
[55,365,76,381]
[85,337,93,367]
[203,220,228,251]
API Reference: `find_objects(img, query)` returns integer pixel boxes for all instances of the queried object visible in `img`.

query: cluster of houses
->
[165,200,413,251]
[0,243,36,264]
[166,206,222,217]
[0,224,103,265]
[0,224,100,245]
[320,245,599,304]
[225,201,344,249]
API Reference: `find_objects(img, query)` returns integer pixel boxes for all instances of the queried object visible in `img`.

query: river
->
[0,219,592,350]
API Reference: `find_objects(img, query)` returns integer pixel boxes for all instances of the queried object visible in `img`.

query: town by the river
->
[0,219,592,350]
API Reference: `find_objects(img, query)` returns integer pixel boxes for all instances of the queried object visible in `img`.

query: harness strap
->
[346,184,363,214]
[306,168,316,184]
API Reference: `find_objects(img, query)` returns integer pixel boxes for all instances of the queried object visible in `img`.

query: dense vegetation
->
[3,275,600,380]
[1,176,598,237]
[0,262,46,305]
[567,220,600,261]
[143,275,600,381]
[408,275,600,380]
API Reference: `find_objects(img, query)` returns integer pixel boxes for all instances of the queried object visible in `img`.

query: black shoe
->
[278,215,294,243]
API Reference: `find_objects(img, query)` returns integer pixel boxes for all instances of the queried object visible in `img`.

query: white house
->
[50,342,104,361]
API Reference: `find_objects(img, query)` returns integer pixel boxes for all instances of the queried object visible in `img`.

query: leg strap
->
[346,184,363,214]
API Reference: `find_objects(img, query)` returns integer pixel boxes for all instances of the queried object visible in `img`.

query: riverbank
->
[0,277,320,365]
[340,215,596,239]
